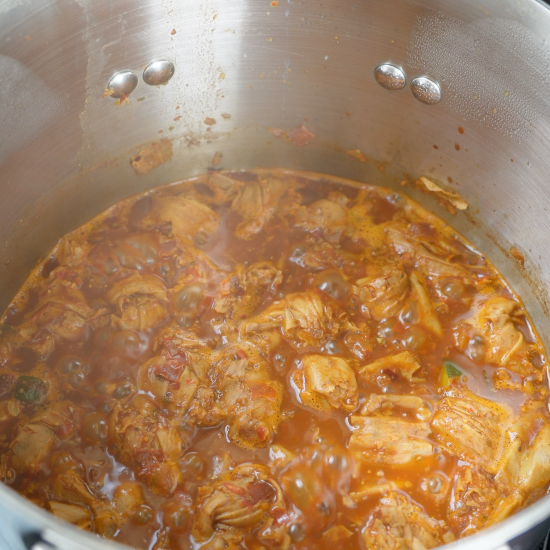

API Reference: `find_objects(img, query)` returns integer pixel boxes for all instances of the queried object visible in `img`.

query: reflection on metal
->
[410,76,442,105]
[374,63,406,90]
[106,71,138,98]
[143,60,175,86]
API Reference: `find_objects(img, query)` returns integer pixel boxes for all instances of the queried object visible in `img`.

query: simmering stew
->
[0,169,548,550]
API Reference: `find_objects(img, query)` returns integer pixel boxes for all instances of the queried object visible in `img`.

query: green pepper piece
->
[440,361,462,388]
[13,376,47,402]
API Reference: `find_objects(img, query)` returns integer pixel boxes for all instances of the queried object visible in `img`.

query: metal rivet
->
[411,76,442,105]
[374,63,406,91]
[106,71,138,98]
[143,60,175,86]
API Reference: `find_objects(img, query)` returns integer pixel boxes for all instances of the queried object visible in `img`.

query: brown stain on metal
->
[454,143,460,151]
[458,126,464,134]
[510,246,525,267]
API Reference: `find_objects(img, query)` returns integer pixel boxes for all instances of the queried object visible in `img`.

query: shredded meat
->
[231,177,285,239]
[293,354,358,412]
[349,416,433,464]
[192,463,289,547]
[210,343,283,449]
[241,290,345,348]
[214,262,282,320]
[431,388,512,474]
[354,265,409,321]
[363,493,455,549]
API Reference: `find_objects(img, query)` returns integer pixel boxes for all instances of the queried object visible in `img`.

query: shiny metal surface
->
[410,75,442,104]
[106,70,138,99]
[374,63,406,90]
[1,0,550,549]
[142,59,175,86]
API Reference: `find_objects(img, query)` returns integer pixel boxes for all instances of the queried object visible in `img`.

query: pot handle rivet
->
[143,60,175,86]
[411,76,442,105]
[105,70,138,99]
[374,63,406,90]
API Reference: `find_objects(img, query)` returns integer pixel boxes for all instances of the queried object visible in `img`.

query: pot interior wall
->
[1,0,550,548]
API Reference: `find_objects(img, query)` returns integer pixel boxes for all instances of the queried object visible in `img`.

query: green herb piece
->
[13,376,47,402]
[440,361,463,388]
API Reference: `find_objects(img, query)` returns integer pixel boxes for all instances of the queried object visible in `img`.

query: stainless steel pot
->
[2,0,550,548]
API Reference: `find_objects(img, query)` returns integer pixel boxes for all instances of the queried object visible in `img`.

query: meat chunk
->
[496,409,550,499]
[107,273,168,331]
[349,416,433,464]
[363,493,455,549]
[459,297,540,375]
[48,501,92,529]
[211,343,283,449]
[448,465,518,537]
[52,468,120,536]
[294,198,352,244]
[192,463,289,547]
[240,290,344,348]
[19,280,109,357]
[214,262,282,320]
[231,177,285,239]
[2,401,78,474]
[354,266,409,321]
[386,223,472,281]
[358,351,422,383]
[112,483,145,517]
[292,354,358,412]
[431,388,512,474]
[361,394,431,420]
[109,394,184,495]
[140,195,219,244]
[138,325,224,425]
[410,272,442,337]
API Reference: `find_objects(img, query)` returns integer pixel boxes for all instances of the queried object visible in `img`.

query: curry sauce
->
[0,169,547,550]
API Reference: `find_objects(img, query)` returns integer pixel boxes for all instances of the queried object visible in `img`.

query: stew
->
[0,169,548,550]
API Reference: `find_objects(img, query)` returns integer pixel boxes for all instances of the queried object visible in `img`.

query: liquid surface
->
[0,169,548,550]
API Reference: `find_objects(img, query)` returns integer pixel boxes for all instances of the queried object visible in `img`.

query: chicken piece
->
[192,463,289,547]
[290,239,363,278]
[48,501,92,530]
[294,198,352,244]
[361,394,431,420]
[211,343,283,449]
[354,266,409,321]
[140,195,219,244]
[292,354,358,412]
[448,465,517,537]
[231,177,285,239]
[109,394,184,495]
[348,203,389,254]
[107,273,168,331]
[3,401,78,474]
[56,236,91,268]
[240,290,343,348]
[460,297,539,375]
[349,416,433,464]
[363,492,455,549]
[137,325,219,422]
[322,525,354,545]
[18,280,109,357]
[199,172,240,205]
[431,388,512,474]
[52,468,120,536]
[409,272,442,337]
[358,351,422,383]
[386,223,472,281]
[495,408,550,500]
[112,483,145,518]
[214,262,282,320]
